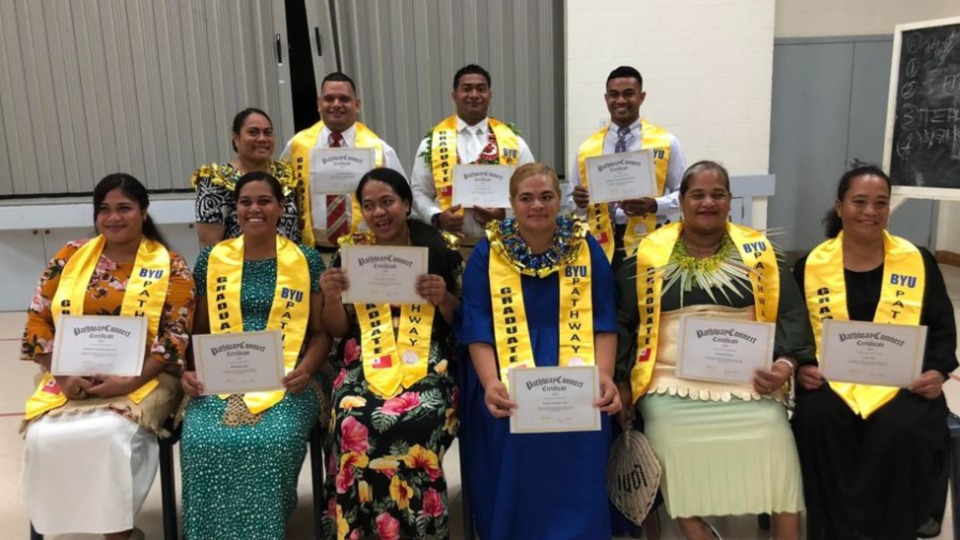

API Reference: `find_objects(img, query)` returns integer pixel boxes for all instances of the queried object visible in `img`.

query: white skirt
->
[23,409,159,534]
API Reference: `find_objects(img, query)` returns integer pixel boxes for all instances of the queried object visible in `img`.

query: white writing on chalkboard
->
[907,30,960,65]
[890,22,960,188]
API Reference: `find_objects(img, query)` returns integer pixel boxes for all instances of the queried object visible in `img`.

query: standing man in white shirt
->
[411,64,535,242]
[281,72,407,247]
[566,66,687,270]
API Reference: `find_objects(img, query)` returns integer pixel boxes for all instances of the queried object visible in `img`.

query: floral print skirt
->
[323,337,458,540]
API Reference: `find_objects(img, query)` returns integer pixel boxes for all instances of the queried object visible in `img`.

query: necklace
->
[682,236,723,258]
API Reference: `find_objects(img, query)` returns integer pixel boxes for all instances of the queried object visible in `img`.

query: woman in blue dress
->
[460,162,621,540]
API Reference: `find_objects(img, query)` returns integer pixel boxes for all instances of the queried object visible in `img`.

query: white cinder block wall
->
[564,0,776,176]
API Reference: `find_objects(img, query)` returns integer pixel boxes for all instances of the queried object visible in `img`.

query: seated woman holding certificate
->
[791,165,957,540]
[460,162,621,540]
[318,167,462,540]
[179,171,328,539]
[192,107,312,247]
[20,174,195,540]
[616,161,814,540]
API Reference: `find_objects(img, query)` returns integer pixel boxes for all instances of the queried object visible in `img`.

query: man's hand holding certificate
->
[819,319,926,387]
[340,245,429,305]
[192,331,285,395]
[676,316,776,384]
[309,147,376,195]
[584,149,658,204]
[509,366,601,434]
[452,164,514,209]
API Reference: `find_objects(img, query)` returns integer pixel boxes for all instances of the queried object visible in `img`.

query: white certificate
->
[193,330,285,395]
[509,365,601,434]
[340,244,428,305]
[452,164,515,208]
[819,319,926,388]
[585,150,658,204]
[676,316,776,384]
[309,147,376,195]
[51,315,148,377]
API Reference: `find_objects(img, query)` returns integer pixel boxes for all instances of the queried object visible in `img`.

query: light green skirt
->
[638,394,804,518]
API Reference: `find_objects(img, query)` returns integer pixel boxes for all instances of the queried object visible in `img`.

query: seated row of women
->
[19,160,956,540]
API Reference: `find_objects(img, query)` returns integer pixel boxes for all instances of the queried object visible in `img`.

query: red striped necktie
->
[326,131,348,245]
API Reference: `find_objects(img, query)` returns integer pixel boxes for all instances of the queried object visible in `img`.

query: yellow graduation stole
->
[289,121,385,243]
[340,234,436,398]
[488,228,595,391]
[630,223,779,402]
[430,115,520,212]
[25,236,170,420]
[804,231,925,418]
[207,235,311,414]
[577,121,672,261]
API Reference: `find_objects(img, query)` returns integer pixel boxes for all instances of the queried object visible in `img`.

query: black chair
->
[30,423,179,540]
[456,356,476,540]
[309,423,325,540]
[948,412,960,540]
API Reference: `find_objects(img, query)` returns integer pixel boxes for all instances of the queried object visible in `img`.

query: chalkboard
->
[886,18,960,191]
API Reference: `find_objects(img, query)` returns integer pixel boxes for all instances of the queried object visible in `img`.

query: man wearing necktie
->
[411,64,536,243]
[566,65,687,271]
[281,72,408,247]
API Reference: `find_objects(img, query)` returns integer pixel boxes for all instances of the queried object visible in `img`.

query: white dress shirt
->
[564,119,686,225]
[411,116,535,240]
[280,123,410,228]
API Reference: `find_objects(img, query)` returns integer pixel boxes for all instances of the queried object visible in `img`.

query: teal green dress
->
[181,243,325,540]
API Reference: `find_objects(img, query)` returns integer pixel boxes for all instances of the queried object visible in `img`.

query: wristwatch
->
[430,212,442,228]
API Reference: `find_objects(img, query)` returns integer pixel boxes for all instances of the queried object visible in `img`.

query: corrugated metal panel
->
[0,0,292,197]
[332,0,563,174]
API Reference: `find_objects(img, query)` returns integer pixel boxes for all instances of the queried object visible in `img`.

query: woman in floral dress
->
[21,174,195,539]
[319,168,461,540]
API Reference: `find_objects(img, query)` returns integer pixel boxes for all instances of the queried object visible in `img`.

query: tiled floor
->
[2,264,958,539]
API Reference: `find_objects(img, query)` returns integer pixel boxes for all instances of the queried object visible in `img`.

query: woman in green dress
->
[180,171,330,539]
[617,161,814,540]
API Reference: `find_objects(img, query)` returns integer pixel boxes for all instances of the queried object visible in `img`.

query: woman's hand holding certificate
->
[340,245,428,305]
[51,314,148,377]
[508,366,601,434]
[675,316,776,384]
[192,331,285,395]
[819,319,926,388]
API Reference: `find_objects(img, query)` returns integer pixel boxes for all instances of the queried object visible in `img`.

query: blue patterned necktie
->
[609,125,632,221]
[614,125,630,153]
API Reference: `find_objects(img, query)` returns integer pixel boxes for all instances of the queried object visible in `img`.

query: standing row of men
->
[282,63,686,265]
